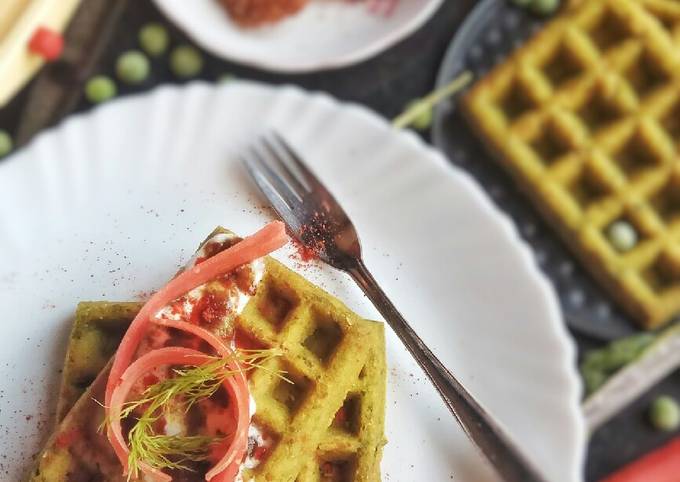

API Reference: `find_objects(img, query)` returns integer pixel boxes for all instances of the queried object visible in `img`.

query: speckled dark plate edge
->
[431,0,639,341]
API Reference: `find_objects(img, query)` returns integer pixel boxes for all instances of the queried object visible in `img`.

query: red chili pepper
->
[600,437,680,482]
[28,27,64,61]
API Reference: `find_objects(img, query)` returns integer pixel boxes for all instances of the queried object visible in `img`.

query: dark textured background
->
[1,1,679,480]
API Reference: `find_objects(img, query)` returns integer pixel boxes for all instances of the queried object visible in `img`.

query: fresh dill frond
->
[122,359,236,478]
[128,418,219,479]
[236,347,292,384]
[114,346,288,478]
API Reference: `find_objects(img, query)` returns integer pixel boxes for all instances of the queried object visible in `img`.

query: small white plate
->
[152,0,443,72]
[0,82,585,481]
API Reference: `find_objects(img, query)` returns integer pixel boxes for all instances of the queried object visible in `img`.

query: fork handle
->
[347,260,547,482]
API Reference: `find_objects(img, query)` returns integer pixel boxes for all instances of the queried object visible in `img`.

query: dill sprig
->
[236,348,293,384]
[106,347,287,480]
[127,421,218,478]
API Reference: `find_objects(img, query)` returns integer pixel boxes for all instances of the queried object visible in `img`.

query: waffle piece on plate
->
[28,228,386,482]
[464,0,680,328]
[296,321,385,482]
[54,301,142,424]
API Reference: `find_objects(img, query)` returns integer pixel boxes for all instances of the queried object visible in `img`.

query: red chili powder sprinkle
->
[133,290,156,301]
[188,291,228,327]
[253,444,269,461]
[293,213,330,258]
[290,237,317,263]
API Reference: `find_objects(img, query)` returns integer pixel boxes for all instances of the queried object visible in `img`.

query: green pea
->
[530,0,560,15]
[649,396,680,431]
[170,45,203,79]
[406,100,433,131]
[116,50,150,85]
[0,130,12,157]
[84,76,117,103]
[607,220,638,252]
[139,23,169,57]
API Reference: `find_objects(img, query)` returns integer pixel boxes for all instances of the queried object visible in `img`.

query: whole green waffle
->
[29,230,386,482]
[465,0,680,328]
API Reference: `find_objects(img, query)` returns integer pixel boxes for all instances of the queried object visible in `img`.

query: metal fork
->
[242,132,547,482]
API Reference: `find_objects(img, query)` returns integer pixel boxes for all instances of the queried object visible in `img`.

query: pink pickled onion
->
[106,221,287,480]
[106,221,287,406]
[108,347,250,482]
[152,318,231,357]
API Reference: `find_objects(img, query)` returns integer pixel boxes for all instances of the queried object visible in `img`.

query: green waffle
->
[55,302,142,424]
[29,229,386,482]
[465,0,680,328]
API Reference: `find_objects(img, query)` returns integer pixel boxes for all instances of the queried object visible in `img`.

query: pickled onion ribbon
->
[152,318,231,357]
[108,347,250,482]
[105,221,288,480]
[105,220,288,406]
[147,320,250,480]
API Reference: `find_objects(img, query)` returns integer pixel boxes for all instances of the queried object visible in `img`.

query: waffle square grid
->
[238,259,386,482]
[41,254,386,481]
[465,0,680,328]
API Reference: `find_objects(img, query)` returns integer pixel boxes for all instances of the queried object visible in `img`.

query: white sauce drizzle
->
[235,407,271,482]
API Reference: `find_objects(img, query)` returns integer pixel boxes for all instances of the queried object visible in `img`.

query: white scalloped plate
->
[0,83,585,481]
[152,0,443,72]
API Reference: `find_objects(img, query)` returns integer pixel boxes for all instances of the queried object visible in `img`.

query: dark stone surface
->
[1,1,678,481]
[585,367,680,480]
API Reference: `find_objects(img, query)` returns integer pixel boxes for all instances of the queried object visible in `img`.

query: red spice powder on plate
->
[290,236,317,263]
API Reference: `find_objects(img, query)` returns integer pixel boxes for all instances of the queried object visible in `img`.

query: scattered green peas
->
[139,23,169,57]
[530,0,561,16]
[84,76,117,104]
[0,130,12,157]
[116,50,150,85]
[649,396,680,432]
[405,100,434,131]
[170,45,203,79]
[607,220,638,252]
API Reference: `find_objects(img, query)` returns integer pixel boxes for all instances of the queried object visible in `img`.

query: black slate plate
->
[432,0,639,341]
